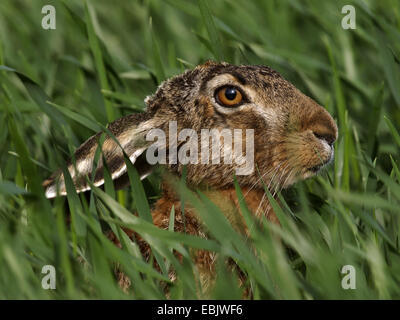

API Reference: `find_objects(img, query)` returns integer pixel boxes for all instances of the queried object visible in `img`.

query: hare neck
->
[201,187,280,227]
[154,181,279,236]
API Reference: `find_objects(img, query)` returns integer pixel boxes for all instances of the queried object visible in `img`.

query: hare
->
[43,61,337,293]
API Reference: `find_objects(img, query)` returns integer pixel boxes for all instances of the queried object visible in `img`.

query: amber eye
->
[216,86,243,107]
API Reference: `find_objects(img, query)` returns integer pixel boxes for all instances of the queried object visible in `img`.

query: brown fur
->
[109,180,280,295]
[44,61,338,294]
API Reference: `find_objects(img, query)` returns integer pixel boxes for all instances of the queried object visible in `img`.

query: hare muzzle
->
[286,99,338,182]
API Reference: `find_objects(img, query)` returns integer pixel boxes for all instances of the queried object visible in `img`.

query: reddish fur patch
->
[111,181,279,295]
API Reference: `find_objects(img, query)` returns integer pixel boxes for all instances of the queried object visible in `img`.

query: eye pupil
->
[216,86,243,107]
[225,87,237,100]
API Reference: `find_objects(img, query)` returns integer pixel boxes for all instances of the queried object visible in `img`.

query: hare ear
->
[43,113,162,198]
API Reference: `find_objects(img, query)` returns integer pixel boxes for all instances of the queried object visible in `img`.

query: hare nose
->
[305,103,338,146]
[313,131,336,146]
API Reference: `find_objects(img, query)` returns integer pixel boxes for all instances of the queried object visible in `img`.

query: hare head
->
[43,61,337,198]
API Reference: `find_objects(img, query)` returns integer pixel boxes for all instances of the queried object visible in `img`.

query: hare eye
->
[216,86,243,107]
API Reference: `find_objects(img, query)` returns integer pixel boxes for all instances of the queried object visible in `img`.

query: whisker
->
[254,192,267,217]
[241,161,286,244]
[243,161,283,198]
[243,147,288,193]
[270,161,290,193]
[281,167,297,191]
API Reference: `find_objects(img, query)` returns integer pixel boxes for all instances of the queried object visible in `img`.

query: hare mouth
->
[309,164,324,173]
[308,152,334,173]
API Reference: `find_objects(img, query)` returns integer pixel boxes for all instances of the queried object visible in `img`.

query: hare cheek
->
[253,106,279,128]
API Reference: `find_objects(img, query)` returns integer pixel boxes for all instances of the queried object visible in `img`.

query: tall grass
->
[0,0,399,299]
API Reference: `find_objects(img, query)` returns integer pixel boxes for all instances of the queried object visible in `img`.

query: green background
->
[0,0,399,299]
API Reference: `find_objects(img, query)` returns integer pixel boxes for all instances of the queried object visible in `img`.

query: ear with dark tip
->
[43,113,162,198]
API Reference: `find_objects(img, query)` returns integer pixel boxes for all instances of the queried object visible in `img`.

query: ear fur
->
[43,112,162,198]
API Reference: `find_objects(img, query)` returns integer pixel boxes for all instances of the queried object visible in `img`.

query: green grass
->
[0,0,400,299]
